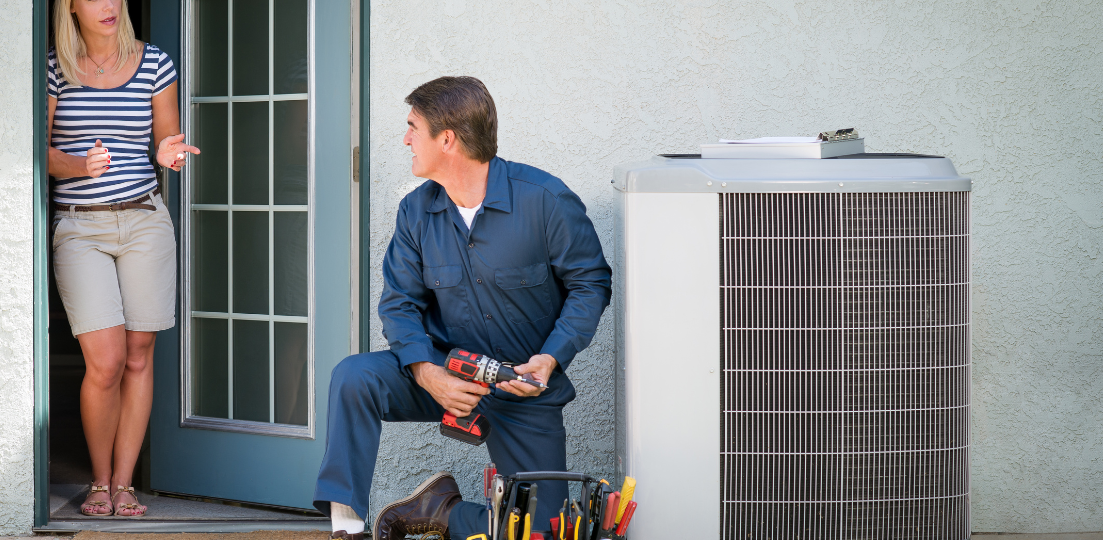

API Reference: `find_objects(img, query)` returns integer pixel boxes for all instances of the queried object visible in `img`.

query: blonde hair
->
[53,0,140,88]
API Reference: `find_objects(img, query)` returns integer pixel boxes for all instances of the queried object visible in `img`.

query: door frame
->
[32,0,49,528]
[31,0,372,529]
[358,0,370,352]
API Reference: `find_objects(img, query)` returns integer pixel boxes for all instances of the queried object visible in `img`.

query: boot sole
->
[371,471,454,539]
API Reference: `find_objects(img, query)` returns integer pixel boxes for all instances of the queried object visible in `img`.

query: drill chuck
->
[446,349,548,389]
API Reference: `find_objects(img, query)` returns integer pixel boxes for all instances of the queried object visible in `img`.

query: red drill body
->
[440,349,547,445]
[445,349,547,388]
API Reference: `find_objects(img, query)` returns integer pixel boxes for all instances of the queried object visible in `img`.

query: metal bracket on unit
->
[353,146,360,182]
[818,128,859,142]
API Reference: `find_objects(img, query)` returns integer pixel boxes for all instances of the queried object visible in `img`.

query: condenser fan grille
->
[720,192,970,540]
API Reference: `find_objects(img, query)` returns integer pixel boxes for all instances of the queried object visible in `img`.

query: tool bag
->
[492,471,598,540]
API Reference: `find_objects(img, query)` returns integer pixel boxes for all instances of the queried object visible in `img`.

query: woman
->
[47,0,199,517]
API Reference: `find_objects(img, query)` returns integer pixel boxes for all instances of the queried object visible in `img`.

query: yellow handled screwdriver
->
[616,477,636,523]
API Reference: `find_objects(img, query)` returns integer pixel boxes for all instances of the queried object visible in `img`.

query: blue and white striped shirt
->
[48,43,178,205]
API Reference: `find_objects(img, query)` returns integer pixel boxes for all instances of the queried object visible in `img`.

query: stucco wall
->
[368,0,1102,532]
[0,0,36,535]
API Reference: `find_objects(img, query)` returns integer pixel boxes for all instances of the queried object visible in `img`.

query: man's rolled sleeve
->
[379,201,437,370]
[540,191,612,372]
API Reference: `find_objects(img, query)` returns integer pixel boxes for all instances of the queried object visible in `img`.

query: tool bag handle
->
[498,472,597,540]
[510,471,597,483]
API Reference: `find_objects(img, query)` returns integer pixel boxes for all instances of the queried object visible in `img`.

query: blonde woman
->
[47,0,199,517]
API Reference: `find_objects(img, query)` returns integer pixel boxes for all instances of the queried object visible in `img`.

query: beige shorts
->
[52,192,177,336]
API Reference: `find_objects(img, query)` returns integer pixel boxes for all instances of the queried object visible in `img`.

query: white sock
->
[331,501,365,535]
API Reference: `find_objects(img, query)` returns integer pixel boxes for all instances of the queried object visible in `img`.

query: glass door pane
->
[192,318,229,419]
[187,0,311,436]
[274,322,309,425]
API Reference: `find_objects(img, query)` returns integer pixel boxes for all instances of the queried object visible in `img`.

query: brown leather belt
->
[54,187,160,212]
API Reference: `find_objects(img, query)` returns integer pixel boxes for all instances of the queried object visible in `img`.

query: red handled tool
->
[599,492,619,536]
[441,349,546,445]
[614,501,637,537]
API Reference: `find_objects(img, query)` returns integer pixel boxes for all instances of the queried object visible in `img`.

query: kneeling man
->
[314,76,612,540]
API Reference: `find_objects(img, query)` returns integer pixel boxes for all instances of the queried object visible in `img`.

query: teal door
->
[150,0,353,509]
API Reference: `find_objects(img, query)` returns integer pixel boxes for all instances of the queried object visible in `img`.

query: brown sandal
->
[80,484,112,516]
[111,485,148,517]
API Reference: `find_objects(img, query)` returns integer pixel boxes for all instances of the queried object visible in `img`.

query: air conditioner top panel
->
[613,154,971,193]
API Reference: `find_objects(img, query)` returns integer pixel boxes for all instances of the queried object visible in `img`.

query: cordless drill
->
[440,348,548,445]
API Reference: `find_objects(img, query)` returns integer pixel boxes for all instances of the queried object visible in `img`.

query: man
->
[314,76,612,540]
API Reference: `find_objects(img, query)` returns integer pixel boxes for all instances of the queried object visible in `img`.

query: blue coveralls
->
[313,157,612,539]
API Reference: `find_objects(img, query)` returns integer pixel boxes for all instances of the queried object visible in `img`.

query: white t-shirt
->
[456,203,481,229]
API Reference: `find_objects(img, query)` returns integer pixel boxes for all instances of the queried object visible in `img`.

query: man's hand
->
[497,354,557,397]
[410,361,490,418]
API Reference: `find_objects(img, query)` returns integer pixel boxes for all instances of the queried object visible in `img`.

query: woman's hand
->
[156,133,201,172]
[85,140,110,178]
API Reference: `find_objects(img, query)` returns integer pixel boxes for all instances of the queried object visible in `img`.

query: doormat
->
[74,532,330,540]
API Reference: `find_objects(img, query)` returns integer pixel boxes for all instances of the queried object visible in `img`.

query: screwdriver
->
[615,477,636,523]
[484,463,496,536]
[614,501,637,537]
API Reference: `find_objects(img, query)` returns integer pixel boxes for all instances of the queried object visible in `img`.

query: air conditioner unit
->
[613,155,970,540]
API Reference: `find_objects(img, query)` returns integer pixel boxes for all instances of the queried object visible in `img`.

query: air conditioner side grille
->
[720,192,970,540]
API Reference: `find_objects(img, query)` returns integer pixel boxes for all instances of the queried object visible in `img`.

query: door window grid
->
[185,0,312,433]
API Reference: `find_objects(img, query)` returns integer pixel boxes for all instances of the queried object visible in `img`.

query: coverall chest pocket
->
[494,263,553,323]
[424,265,471,328]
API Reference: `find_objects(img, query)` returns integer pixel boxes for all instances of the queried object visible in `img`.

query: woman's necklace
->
[88,48,119,77]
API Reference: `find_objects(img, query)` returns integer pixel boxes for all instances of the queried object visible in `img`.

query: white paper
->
[718,136,821,144]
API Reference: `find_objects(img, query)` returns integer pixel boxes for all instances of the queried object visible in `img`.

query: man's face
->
[403,109,445,179]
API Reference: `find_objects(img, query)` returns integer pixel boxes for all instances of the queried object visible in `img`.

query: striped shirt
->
[48,43,178,205]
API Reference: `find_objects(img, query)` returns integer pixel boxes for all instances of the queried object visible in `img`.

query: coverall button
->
[521,280,527,285]
[476,279,483,284]
[486,314,493,319]
[435,280,440,285]
[468,242,474,248]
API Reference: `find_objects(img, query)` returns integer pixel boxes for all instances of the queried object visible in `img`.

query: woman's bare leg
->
[110,330,156,515]
[77,325,129,512]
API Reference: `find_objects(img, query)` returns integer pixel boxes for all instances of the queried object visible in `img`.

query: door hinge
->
[353,146,360,183]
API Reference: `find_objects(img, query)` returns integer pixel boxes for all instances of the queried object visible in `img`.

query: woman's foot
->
[111,485,147,517]
[80,484,113,516]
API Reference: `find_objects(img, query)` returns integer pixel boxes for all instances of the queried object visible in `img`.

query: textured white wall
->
[368,0,1103,532]
[0,0,36,535]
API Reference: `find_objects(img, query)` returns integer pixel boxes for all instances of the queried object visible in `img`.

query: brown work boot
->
[372,471,462,540]
[329,531,364,540]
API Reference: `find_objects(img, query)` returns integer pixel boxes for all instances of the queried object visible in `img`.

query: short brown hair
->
[405,76,498,163]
